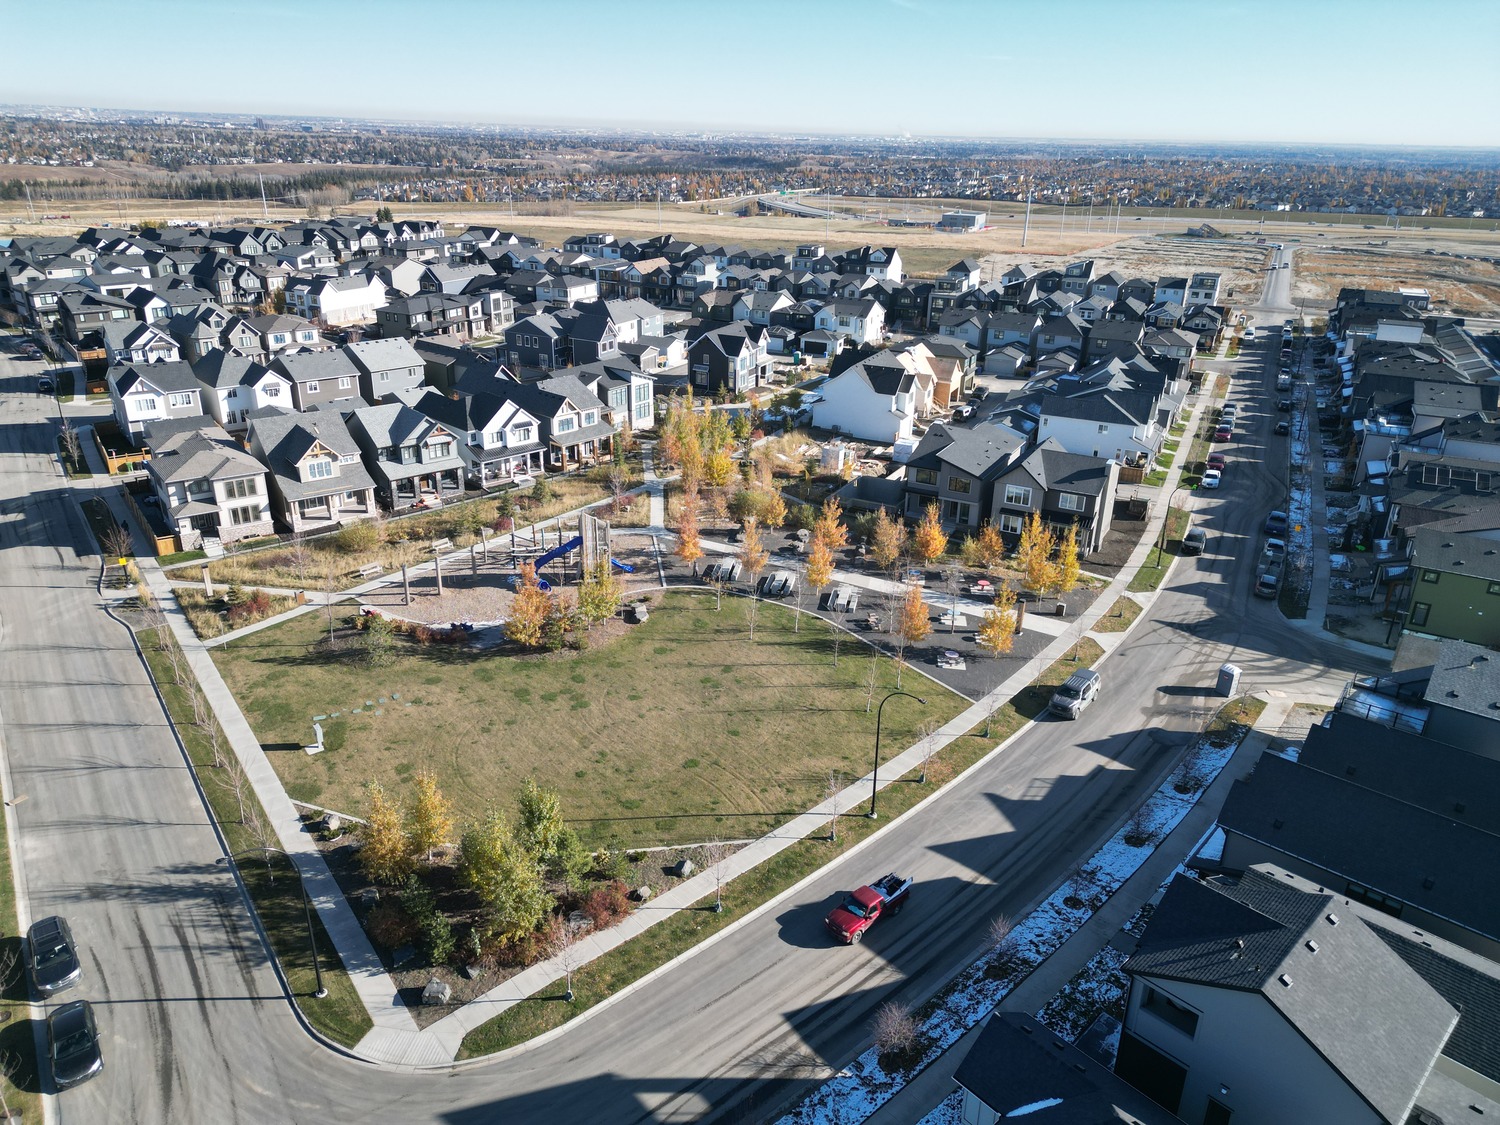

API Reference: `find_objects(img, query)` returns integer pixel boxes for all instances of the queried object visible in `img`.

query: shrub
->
[419,911,456,966]
[591,849,630,882]
[365,901,419,951]
[580,880,633,930]
[335,522,382,553]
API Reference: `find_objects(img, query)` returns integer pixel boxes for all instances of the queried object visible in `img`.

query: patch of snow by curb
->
[776,735,1238,1125]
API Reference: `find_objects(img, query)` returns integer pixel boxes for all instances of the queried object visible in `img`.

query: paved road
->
[0,334,1381,1124]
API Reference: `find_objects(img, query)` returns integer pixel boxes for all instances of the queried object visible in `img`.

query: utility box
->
[1216,663,1242,698]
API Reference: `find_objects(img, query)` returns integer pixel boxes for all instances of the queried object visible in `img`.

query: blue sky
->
[4,0,1498,147]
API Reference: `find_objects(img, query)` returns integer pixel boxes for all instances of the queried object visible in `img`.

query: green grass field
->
[213,592,967,848]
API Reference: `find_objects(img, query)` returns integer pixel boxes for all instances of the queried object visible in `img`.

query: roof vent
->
[1305,940,1320,954]
[1279,973,1294,988]
[1423,878,1436,890]
[1456,802,1467,814]
[1327,913,1340,926]
[1272,818,1284,830]
[1235,938,1246,950]
[1345,766,1357,776]
[1449,691,1461,698]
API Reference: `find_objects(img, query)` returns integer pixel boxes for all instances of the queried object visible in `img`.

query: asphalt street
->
[0,255,1385,1123]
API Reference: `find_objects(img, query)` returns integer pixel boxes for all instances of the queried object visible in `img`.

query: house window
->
[1141,986,1199,1038]
[999,513,1023,535]
[1003,485,1033,507]
[1345,881,1403,918]
[305,458,334,480]
[137,396,160,412]
[222,478,258,500]
[914,469,938,487]
[634,383,650,403]
[306,381,320,394]
[263,384,281,397]
[1489,582,1500,596]
[379,373,390,383]
[1098,424,1109,434]
[556,416,576,434]
[1410,601,1431,627]
[429,441,453,459]
[583,411,597,426]
[168,392,195,407]
[1057,492,1084,512]
[947,476,971,495]
[229,505,261,526]
[511,426,533,443]
[1420,569,1439,583]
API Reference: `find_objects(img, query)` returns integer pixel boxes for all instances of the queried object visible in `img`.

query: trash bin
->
[1216,662,1242,697]
[1054,602,1067,617]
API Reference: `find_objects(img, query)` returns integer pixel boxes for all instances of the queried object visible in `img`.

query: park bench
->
[355,562,385,580]
[430,538,454,554]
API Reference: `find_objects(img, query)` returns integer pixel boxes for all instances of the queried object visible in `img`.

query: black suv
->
[48,1000,103,1088]
[27,915,80,997]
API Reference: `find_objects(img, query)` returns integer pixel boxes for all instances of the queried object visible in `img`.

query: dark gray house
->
[270,349,364,412]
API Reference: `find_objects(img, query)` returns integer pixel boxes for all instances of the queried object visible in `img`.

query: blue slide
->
[610,558,635,573]
[533,535,583,573]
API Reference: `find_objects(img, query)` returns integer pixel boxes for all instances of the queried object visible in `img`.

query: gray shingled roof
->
[271,349,360,385]
[1128,873,1456,1125]
[1218,752,1500,944]
[1410,526,1500,583]
[249,411,376,502]
[1423,638,1500,722]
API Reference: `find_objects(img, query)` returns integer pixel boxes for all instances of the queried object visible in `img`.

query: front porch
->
[292,488,374,532]
[547,430,614,473]
[471,447,545,487]
[380,466,466,510]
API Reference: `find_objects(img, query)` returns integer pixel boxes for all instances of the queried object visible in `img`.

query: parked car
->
[1254,566,1282,599]
[1201,468,1222,489]
[1181,526,1208,556]
[47,1000,103,1088]
[1275,420,1291,435]
[1264,510,1289,536]
[1213,425,1233,442]
[26,915,80,997]
[1244,327,1257,340]
[1277,399,1293,412]
[1206,453,1227,471]
[37,377,54,394]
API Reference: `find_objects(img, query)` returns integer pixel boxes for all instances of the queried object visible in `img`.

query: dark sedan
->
[47,1000,103,1088]
[26,916,80,997]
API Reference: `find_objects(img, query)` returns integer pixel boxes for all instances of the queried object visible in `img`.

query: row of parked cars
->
[25,914,103,1089]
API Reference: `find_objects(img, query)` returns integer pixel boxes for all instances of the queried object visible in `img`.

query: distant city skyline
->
[5,0,1499,149]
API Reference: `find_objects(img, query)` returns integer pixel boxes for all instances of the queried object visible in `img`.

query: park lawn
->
[212,592,967,848]
[202,474,634,591]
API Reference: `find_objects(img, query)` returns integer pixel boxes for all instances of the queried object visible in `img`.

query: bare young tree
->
[870,1001,919,1059]
[987,912,1014,953]
[101,522,133,562]
[864,651,880,714]
[916,720,941,784]
[830,626,843,668]
[189,685,211,730]
[206,715,227,771]
[824,771,845,842]
[549,915,590,1002]
[228,761,250,825]
[701,838,731,913]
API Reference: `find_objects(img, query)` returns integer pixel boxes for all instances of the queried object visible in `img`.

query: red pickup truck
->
[825,873,912,944]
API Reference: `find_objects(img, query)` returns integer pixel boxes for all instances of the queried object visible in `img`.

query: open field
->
[212,591,966,848]
[1292,243,1500,316]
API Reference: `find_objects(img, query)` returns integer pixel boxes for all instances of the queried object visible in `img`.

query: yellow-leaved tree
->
[360,781,414,885]
[410,771,454,864]
[870,507,907,570]
[975,521,1007,570]
[1055,522,1082,595]
[505,562,550,648]
[912,502,948,567]
[1015,511,1059,596]
[976,585,1018,658]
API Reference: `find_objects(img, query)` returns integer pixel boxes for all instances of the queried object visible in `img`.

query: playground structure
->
[508,512,632,591]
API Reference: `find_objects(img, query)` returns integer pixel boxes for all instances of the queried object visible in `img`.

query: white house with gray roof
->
[344,337,426,403]
[192,352,292,434]
[811,358,920,443]
[108,361,205,442]
[345,402,466,509]
[284,272,387,326]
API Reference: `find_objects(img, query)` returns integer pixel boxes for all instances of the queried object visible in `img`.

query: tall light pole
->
[868,691,926,819]
[1155,483,1190,568]
[218,847,328,999]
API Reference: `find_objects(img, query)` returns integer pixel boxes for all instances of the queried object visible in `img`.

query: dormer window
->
[305,458,334,481]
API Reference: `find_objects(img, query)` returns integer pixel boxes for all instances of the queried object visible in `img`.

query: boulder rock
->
[670,858,695,878]
[422,978,452,1006]
[632,885,653,903]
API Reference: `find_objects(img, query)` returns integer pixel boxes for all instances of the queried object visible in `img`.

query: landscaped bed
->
[212,591,967,848]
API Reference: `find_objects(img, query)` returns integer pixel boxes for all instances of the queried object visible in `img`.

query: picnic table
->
[937,649,966,670]
[862,612,883,631]
[967,581,994,597]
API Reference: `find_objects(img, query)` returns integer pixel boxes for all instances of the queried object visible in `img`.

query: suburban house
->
[246,408,377,533]
[1117,864,1500,1125]
[1037,389,1162,464]
[270,349,364,412]
[108,361,205,442]
[143,419,275,547]
[192,352,291,433]
[344,337,426,403]
[900,421,1028,528]
[813,298,886,348]
[1033,312,1089,359]
[502,374,616,471]
[247,313,324,356]
[686,323,771,396]
[1403,527,1500,648]
[412,389,545,487]
[84,319,182,367]
[1186,271,1222,305]
[987,438,1119,554]
[375,292,492,340]
[284,273,387,326]
[811,357,921,443]
[504,312,571,371]
[569,358,656,434]
[345,402,466,508]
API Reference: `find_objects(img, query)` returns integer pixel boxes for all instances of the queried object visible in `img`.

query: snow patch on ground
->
[916,1090,964,1125]
[776,736,1238,1125]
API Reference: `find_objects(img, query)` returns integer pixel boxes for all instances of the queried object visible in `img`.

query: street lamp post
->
[218,847,327,999]
[1155,484,1189,568]
[867,691,927,819]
